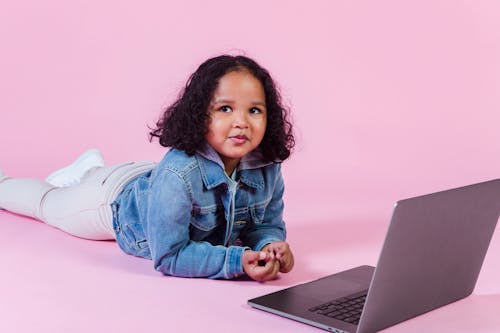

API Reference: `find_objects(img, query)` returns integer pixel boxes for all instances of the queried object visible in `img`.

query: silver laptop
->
[248,178,500,333]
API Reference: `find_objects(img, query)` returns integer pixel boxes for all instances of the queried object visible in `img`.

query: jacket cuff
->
[254,237,283,252]
[226,246,248,279]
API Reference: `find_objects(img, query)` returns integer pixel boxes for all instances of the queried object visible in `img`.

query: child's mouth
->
[229,135,248,144]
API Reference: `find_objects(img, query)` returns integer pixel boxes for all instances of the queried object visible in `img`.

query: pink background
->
[1,1,499,332]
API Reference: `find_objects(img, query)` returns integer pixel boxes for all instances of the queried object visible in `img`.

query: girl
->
[0,55,295,281]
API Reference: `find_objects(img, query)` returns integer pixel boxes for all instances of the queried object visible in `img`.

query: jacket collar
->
[196,143,271,190]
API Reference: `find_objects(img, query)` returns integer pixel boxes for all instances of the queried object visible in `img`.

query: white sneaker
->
[45,149,105,187]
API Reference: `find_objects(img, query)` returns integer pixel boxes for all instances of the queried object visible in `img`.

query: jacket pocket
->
[122,222,150,257]
[250,204,266,224]
[190,204,224,232]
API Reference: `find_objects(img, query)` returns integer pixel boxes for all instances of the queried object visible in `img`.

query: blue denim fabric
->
[112,144,287,279]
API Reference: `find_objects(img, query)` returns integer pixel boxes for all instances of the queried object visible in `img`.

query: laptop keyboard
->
[308,290,368,325]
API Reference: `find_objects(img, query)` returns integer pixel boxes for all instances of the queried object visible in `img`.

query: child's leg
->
[40,167,117,240]
[0,162,154,240]
[0,174,112,239]
[0,177,54,219]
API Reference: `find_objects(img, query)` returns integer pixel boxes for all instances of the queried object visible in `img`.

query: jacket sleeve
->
[240,164,287,251]
[145,168,246,279]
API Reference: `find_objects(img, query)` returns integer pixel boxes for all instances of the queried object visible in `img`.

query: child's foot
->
[45,149,105,187]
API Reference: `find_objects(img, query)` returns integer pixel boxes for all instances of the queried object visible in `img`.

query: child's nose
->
[233,110,248,128]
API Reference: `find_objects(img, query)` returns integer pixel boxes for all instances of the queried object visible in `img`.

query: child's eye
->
[249,107,262,114]
[219,105,232,113]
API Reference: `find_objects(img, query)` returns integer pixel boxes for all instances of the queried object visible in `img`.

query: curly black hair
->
[149,55,294,162]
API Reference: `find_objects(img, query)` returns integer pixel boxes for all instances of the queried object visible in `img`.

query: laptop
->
[248,178,500,333]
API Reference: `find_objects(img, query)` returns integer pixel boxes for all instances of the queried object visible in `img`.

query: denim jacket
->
[111,144,287,279]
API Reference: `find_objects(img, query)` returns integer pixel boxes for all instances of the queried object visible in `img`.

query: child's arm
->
[240,164,288,251]
[145,170,246,279]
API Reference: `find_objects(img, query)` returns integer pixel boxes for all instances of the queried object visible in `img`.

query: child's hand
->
[242,250,280,281]
[261,241,294,273]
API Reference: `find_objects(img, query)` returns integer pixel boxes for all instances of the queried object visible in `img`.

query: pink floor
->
[2,201,499,333]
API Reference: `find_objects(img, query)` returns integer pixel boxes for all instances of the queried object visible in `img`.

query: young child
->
[0,55,295,281]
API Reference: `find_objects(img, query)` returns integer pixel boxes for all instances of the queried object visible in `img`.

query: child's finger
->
[244,251,266,266]
[271,257,282,275]
[257,251,268,266]
[263,246,275,260]
[259,259,280,280]
[258,251,277,266]
[275,243,289,259]
[252,262,273,278]
[279,253,294,273]
[269,250,275,260]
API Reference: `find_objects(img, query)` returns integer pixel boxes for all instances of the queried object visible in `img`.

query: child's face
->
[206,70,267,173]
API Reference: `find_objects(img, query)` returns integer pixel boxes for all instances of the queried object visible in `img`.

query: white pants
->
[0,161,155,240]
